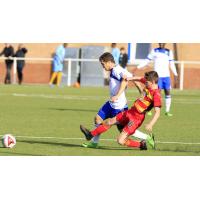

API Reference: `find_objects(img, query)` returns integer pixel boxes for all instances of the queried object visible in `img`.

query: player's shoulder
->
[113,64,124,73]
[152,89,162,97]
[154,47,171,55]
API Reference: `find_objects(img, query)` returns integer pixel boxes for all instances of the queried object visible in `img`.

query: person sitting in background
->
[119,47,128,68]
[14,44,28,85]
[49,43,68,87]
[0,43,14,84]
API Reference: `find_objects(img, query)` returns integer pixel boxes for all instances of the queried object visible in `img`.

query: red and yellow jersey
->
[133,79,162,113]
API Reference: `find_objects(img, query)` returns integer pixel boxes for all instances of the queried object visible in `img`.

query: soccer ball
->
[2,134,16,148]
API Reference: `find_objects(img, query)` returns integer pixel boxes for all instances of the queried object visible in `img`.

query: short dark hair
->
[111,43,117,48]
[145,71,159,83]
[99,52,115,63]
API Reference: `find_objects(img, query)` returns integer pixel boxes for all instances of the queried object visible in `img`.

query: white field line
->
[0,135,200,146]
[12,93,107,101]
[0,93,200,104]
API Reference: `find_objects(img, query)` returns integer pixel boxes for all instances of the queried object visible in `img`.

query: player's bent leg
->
[133,130,155,149]
[80,118,115,142]
[117,131,147,150]
[117,132,129,145]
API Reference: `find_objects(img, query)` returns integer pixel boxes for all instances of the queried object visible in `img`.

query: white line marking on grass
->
[155,141,200,145]
[12,93,106,101]
[0,135,115,141]
[1,135,200,145]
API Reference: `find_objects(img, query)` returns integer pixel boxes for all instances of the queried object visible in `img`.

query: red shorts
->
[116,107,145,135]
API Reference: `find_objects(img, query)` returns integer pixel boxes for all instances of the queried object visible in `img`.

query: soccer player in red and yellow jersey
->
[80,71,161,150]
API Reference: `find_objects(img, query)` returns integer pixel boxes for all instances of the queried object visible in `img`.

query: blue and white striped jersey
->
[109,65,132,109]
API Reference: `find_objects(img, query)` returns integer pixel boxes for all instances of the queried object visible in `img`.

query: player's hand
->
[145,123,153,132]
[111,96,118,102]
[122,74,128,81]
[131,67,137,74]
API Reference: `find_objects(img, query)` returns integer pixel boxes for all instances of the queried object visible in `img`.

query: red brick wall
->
[0,62,51,84]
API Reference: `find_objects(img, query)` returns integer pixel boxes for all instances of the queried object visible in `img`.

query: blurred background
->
[0,43,199,89]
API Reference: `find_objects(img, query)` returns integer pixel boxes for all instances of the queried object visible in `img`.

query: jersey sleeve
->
[121,68,133,78]
[113,67,133,81]
[153,90,162,108]
[112,67,123,81]
[140,78,146,84]
[169,50,174,61]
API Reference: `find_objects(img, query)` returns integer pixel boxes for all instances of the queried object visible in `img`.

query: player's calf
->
[117,132,147,150]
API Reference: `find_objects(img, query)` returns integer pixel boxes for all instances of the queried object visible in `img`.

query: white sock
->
[165,95,171,113]
[91,124,100,144]
[91,135,100,143]
[132,130,149,140]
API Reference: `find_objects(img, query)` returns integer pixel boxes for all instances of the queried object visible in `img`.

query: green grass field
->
[0,85,199,156]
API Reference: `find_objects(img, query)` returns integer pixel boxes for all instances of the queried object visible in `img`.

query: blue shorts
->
[97,101,128,120]
[158,77,171,90]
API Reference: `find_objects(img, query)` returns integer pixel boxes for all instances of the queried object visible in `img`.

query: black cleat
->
[80,125,93,141]
[140,140,147,150]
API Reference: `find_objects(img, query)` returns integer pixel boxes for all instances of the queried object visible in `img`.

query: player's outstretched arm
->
[123,76,144,94]
[137,59,150,69]
[125,76,142,81]
[145,107,161,132]
[133,81,144,94]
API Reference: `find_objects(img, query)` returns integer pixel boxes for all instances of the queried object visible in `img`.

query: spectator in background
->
[49,43,68,87]
[0,43,14,84]
[14,44,28,85]
[111,43,120,65]
[119,47,128,68]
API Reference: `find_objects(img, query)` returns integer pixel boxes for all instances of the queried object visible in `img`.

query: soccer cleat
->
[82,142,98,148]
[147,111,152,116]
[80,125,93,141]
[140,140,147,150]
[146,134,155,149]
[165,112,173,117]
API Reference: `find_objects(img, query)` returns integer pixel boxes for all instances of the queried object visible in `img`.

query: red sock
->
[91,124,110,136]
[124,139,141,148]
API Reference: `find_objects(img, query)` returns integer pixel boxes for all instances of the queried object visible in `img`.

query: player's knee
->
[117,136,126,146]
[165,90,170,96]
[94,116,102,125]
